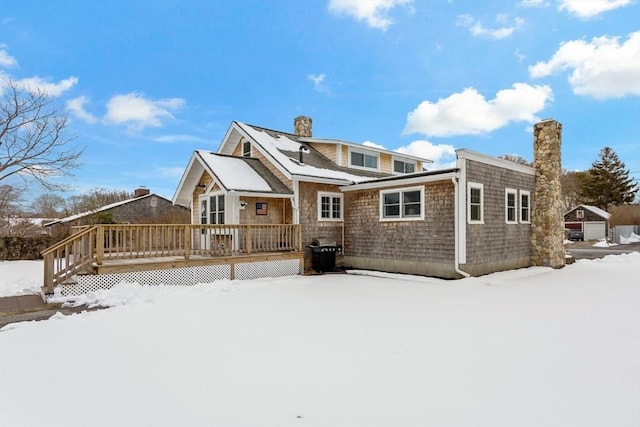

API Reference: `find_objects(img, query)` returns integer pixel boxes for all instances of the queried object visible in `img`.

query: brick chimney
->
[530,119,565,268]
[134,187,150,198]
[294,116,312,137]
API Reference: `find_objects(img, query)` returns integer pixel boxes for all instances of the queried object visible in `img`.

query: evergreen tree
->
[581,147,638,210]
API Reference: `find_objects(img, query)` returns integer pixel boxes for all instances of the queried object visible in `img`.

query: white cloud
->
[362,141,386,149]
[404,83,553,137]
[307,73,329,93]
[328,0,413,31]
[559,0,633,18]
[67,96,97,124]
[529,31,640,99]
[395,140,457,170]
[0,45,18,68]
[104,92,185,131]
[13,75,78,97]
[457,14,524,40]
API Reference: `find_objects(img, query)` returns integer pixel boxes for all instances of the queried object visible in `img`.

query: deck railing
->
[42,224,302,293]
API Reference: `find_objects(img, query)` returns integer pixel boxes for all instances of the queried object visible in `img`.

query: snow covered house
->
[172,116,554,278]
[564,205,611,241]
[42,117,565,294]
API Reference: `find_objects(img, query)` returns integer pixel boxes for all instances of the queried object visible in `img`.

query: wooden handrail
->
[42,223,302,293]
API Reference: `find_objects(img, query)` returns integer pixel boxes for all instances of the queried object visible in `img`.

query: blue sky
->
[1,0,639,203]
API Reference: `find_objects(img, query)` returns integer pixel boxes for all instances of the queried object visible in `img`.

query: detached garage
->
[564,205,611,241]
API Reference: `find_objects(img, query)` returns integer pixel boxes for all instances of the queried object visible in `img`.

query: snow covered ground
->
[1,254,639,426]
[0,260,43,297]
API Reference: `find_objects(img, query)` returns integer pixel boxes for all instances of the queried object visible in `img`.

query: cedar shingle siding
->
[343,181,457,278]
[463,159,535,275]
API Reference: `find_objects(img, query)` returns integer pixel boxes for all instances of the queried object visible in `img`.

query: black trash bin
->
[309,239,339,273]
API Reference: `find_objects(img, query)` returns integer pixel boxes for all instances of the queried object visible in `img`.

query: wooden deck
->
[42,224,303,293]
[93,251,303,276]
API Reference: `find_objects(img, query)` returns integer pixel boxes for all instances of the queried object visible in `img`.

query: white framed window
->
[520,190,531,223]
[242,140,251,157]
[318,192,343,221]
[199,193,225,225]
[349,148,379,171]
[505,188,517,224]
[468,182,484,224]
[576,209,584,219]
[392,157,416,174]
[380,186,424,221]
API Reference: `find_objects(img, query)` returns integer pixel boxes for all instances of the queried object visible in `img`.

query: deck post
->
[96,226,104,265]
[184,225,191,259]
[246,226,252,255]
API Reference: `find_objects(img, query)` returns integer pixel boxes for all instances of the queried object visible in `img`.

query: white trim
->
[392,156,417,175]
[227,190,292,198]
[467,182,484,224]
[519,190,531,224]
[348,146,380,172]
[457,158,467,264]
[336,143,343,166]
[505,188,518,224]
[317,192,344,222]
[456,149,535,175]
[292,174,352,186]
[379,186,425,222]
[292,179,300,225]
[340,171,458,192]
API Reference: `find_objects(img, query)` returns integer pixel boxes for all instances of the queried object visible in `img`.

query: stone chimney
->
[294,116,312,137]
[134,187,150,198]
[530,119,565,268]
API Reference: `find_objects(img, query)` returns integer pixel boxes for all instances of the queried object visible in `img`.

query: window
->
[242,140,251,157]
[520,190,530,223]
[350,149,379,170]
[576,209,584,219]
[505,188,517,224]
[210,194,225,224]
[468,183,484,224]
[318,192,343,221]
[200,194,225,225]
[380,186,424,221]
[393,158,416,174]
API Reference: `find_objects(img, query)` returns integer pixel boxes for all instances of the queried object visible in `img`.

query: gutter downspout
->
[452,176,470,278]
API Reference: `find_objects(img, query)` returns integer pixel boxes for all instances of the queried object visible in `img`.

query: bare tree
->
[0,184,23,235]
[30,193,66,218]
[0,79,83,190]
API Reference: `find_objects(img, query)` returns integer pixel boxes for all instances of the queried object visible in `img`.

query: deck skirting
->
[58,253,303,296]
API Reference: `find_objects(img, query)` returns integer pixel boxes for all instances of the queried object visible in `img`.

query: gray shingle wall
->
[107,196,189,224]
[343,181,455,264]
[464,160,535,265]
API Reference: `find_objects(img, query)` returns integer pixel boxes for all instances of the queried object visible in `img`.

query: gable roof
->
[565,204,611,220]
[173,150,293,207]
[220,121,429,184]
[44,193,163,226]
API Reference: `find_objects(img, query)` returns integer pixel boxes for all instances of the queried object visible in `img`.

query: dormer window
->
[242,140,251,157]
[393,158,416,174]
[349,148,379,171]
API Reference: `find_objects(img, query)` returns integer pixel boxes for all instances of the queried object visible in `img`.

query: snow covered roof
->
[44,194,158,226]
[233,122,391,184]
[173,151,293,207]
[566,205,611,220]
